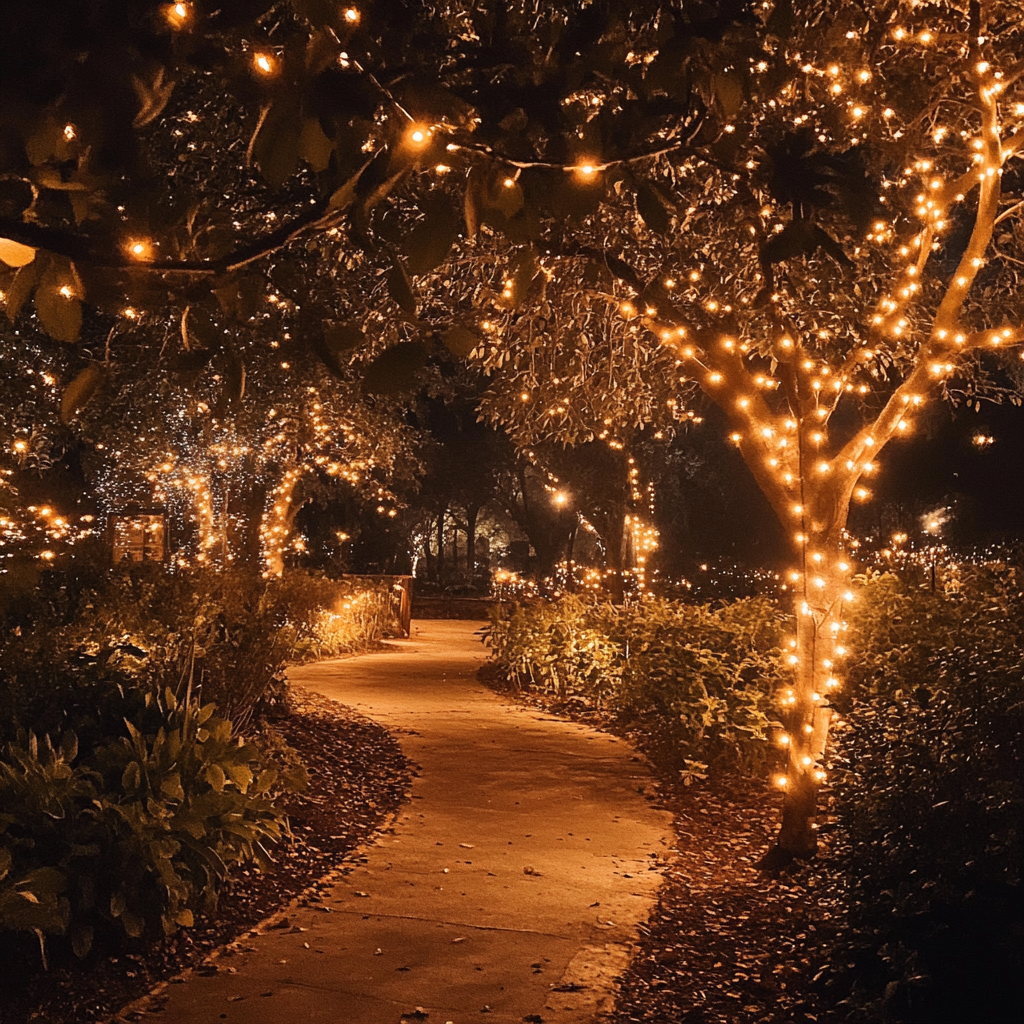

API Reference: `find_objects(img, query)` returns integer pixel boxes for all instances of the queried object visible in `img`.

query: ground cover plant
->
[0,689,410,1024]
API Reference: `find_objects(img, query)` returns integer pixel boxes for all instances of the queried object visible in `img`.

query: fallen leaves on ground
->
[489,685,840,1024]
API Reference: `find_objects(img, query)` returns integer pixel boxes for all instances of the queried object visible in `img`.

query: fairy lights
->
[405,124,432,148]
[164,2,191,28]
[127,239,153,261]
[252,52,276,76]
[593,16,1024,855]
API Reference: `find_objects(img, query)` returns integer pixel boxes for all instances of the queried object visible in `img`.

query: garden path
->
[143,620,672,1024]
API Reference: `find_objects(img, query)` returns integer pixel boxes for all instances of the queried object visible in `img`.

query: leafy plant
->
[486,594,785,771]
[0,684,303,964]
[821,566,1024,1024]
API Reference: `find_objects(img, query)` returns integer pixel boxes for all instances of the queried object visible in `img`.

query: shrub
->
[486,595,786,774]
[822,566,1024,1023]
[0,564,399,743]
[269,572,402,662]
[0,683,303,964]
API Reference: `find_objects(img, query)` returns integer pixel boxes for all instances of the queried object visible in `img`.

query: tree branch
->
[445,114,706,174]
[0,197,339,277]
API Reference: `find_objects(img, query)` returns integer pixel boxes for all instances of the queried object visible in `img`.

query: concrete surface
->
[141,620,673,1024]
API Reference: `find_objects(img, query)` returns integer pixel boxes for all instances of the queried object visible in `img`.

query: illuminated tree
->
[387,0,1024,859]
[475,272,699,597]
[5,0,1024,864]
[75,312,421,574]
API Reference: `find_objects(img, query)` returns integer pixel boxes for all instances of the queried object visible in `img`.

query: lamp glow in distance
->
[164,2,191,28]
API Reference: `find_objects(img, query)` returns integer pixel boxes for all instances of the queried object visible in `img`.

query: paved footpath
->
[146,620,672,1024]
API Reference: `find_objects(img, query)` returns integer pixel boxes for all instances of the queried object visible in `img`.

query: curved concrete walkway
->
[147,621,672,1024]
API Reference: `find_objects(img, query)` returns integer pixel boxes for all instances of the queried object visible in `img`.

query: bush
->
[822,566,1024,1023]
[486,595,786,774]
[0,682,303,965]
[0,561,398,966]
[0,564,400,744]
[270,572,402,662]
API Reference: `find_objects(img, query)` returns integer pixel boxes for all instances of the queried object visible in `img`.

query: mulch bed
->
[0,690,411,1024]
[610,780,840,1024]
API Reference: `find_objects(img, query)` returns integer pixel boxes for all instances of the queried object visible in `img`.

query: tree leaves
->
[387,255,418,317]
[314,322,365,374]
[131,66,176,128]
[181,306,221,352]
[362,341,427,394]
[61,364,104,422]
[298,117,334,173]
[324,322,365,352]
[511,249,539,307]
[0,238,36,268]
[443,325,479,358]
[634,181,673,235]
[404,201,459,276]
[35,258,83,343]
[250,93,304,187]
[4,260,41,322]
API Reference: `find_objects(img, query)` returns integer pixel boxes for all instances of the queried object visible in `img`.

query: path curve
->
[147,621,672,1024]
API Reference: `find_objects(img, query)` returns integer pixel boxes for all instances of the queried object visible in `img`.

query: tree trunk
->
[422,520,435,580]
[766,492,851,865]
[436,509,445,577]
[466,506,479,575]
[260,466,307,577]
[604,508,628,604]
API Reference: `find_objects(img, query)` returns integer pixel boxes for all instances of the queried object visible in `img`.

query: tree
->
[5,0,1024,864]
[476,271,699,598]
[393,0,1024,860]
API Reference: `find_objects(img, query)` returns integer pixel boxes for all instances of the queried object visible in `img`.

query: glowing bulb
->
[253,52,276,75]
[407,124,432,147]
[575,162,598,178]
[344,7,360,21]
[164,2,191,27]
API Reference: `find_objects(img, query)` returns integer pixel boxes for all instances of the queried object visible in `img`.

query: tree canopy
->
[4,0,1024,858]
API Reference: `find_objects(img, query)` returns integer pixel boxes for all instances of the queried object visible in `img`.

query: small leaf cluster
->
[486,593,786,773]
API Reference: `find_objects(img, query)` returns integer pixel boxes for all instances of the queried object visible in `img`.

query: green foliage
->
[269,571,403,662]
[0,564,397,746]
[0,684,296,964]
[486,594,786,772]
[0,562,397,965]
[822,567,1024,1024]
[0,564,293,742]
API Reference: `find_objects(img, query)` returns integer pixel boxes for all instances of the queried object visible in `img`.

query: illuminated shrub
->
[486,594,786,772]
